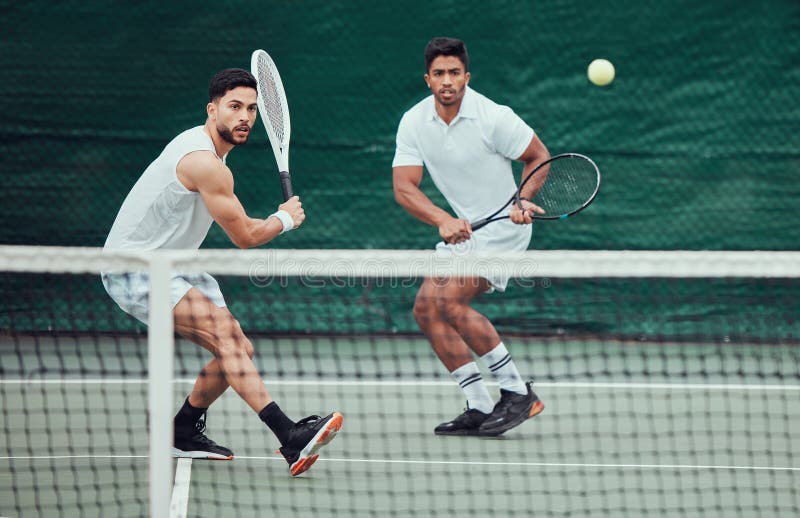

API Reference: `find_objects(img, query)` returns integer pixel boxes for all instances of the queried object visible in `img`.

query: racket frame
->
[251,49,293,200]
[470,153,601,230]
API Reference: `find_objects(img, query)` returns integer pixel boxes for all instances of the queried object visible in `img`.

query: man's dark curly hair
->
[424,37,469,72]
[208,68,257,102]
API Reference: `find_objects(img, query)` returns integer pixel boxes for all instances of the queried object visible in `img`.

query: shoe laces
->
[294,415,322,428]
[195,412,208,434]
[495,392,519,411]
[456,408,484,423]
[185,412,216,446]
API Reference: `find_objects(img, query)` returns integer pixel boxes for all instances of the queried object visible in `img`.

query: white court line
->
[0,379,150,384]
[2,453,796,473]
[231,456,800,472]
[241,380,800,391]
[2,378,799,391]
[0,455,147,459]
[169,458,192,518]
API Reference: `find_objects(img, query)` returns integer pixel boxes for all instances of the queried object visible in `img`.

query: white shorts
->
[435,219,532,292]
[101,272,227,324]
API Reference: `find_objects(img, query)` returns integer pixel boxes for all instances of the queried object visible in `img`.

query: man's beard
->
[218,124,249,145]
[435,87,463,106]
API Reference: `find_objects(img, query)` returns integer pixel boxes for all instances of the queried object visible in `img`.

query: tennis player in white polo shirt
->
[393,37,550,437]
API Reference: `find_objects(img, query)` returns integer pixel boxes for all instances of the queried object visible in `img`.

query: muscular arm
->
[517,135,550,199]
[517,134,551,199]
[177,151,302,249]
[393,165,471,244]
[510,134,551,223]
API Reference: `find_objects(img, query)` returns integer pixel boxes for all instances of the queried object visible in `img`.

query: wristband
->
[270,210,294,234]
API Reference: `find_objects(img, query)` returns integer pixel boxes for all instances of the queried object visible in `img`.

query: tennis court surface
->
[1,248,798,517]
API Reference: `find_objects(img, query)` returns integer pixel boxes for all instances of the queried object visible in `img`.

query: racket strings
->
[531,157,598,215]
[255,57,287,145]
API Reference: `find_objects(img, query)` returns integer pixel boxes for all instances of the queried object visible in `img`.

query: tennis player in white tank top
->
[102,68,342,476]
[393,38,550,437]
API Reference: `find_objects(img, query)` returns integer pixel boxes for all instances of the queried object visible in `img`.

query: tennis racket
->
[251,49,293,200]
[470,153,600,230]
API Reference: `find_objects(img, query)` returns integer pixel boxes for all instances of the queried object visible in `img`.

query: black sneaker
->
[173,412,234,460]
[434,408,491,436]
[279,412,343,476]
[478,381,544,437]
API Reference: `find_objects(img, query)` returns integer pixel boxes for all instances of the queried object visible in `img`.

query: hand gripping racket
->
[470,153,601,230]
[251,49,293,200]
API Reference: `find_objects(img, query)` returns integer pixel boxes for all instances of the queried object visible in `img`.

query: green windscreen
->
[1,1,798,251]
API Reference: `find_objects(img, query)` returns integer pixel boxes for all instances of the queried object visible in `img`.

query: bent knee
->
[230,320,254,358]
[437,299,469,324]
[413,292,468,326]
[214,336,253,359]
[413,292,439,325]
[243,337,254,359]
[207,311,252,355]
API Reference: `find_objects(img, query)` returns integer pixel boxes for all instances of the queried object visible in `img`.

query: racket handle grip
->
[471,218,488,231]
[279,171,294,201]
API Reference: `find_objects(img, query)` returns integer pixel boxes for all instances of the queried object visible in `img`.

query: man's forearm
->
[395,187,454,227]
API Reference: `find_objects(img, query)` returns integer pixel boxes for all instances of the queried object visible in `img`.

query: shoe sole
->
[479,398,545,437]
[434,429,483,436]
[290,412,343,477]
[529,400,545,418]
[171,448,233,461]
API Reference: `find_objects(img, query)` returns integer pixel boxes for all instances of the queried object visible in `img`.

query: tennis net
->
[1,246,798,517]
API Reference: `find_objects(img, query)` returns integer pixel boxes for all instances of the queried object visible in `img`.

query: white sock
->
[450,362,494,414]
[480,342,527,395]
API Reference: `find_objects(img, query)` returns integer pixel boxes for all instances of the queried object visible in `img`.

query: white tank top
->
[104,126,224,251]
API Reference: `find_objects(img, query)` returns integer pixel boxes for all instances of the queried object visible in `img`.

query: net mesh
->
[253,51,289,148]
[1,247,798,517]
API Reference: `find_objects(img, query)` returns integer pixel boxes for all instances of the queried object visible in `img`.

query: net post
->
[147,253,174,518]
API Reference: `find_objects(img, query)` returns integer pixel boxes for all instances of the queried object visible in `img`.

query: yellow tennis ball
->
[588,59,615,86]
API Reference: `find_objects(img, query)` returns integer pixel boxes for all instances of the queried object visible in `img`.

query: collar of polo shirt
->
[429,86,478,123]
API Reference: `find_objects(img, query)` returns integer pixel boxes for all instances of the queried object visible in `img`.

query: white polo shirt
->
[392,86,535,223]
